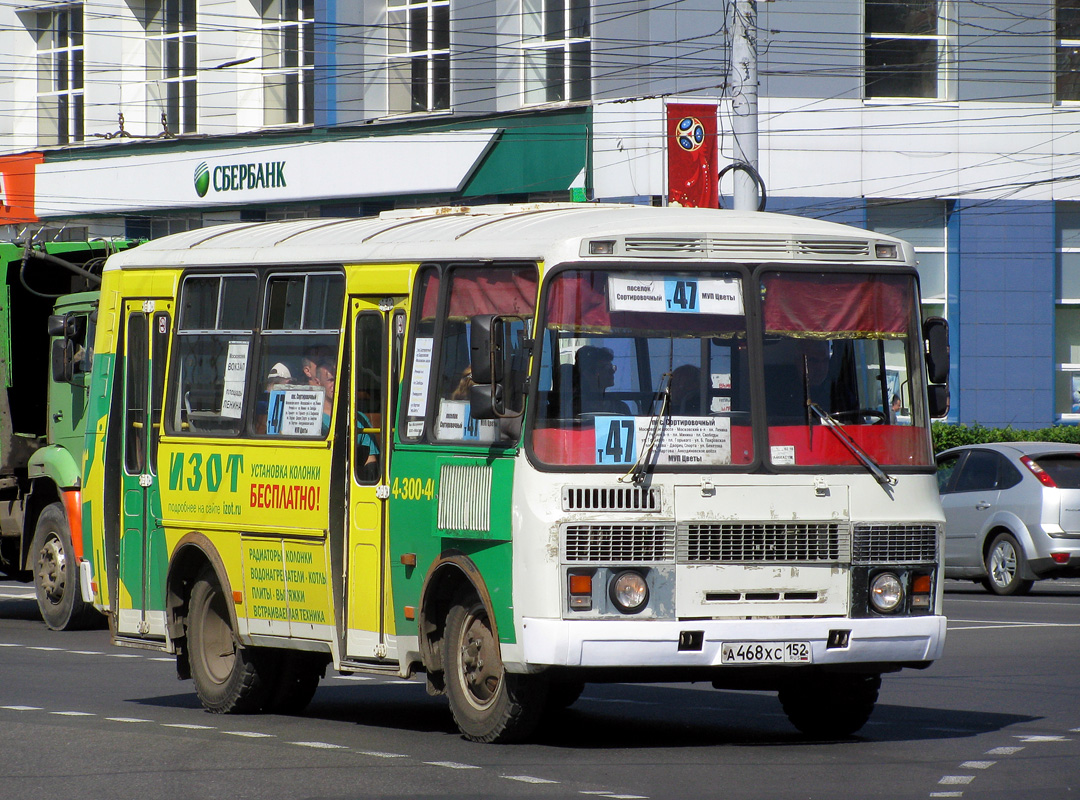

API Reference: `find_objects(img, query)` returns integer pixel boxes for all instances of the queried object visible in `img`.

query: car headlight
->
[610,570,649,613]
[870,572,904,613]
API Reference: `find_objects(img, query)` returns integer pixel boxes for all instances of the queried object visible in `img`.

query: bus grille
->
[678,522,845,563]
[852,524,938,564]
[562,524,676,562]
[562,485,661,512]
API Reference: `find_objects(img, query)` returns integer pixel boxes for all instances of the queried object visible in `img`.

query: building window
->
[34,6,84,145]
[865,1,951,99]
[261,0,314,125]
[866,200,947,320]
[387,0,450,114]
[1059,1,1080,102]
[1056,203,1080,419]
[145,0,197,134]
[522,0,591,105]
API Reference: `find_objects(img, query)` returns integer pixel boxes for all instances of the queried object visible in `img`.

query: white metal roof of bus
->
[103,203,913,270]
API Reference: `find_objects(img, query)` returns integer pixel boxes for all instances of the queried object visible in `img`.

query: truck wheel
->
[983,532,1035,596]
[32,502,96,631]
[443,590,547,743]
[187,566,274,714]
[778,673,881,738]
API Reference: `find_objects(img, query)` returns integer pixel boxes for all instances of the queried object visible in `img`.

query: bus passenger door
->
[344,297,403,659]
[116,300,171,639]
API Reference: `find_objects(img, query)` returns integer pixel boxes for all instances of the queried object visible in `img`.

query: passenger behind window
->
[669,364,702,415]
[256,361,293,434]
[316,356,337,435]
[355,386,380,480]
[574,345,632,416]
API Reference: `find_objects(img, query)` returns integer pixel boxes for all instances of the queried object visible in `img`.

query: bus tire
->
[778,673,880,738]
[264,651,323,715]
[188,567,274,714]
[32,502,96,631]
[443,591,547,743]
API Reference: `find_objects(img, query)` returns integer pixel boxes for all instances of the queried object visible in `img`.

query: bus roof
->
[103,203,912,271]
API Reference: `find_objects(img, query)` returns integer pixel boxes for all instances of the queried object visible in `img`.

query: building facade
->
[1,0,1078,428]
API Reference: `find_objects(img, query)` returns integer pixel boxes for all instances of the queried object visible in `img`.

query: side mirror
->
[52,339,74,383]
[468,314,531,420]
[47,314,67,337]
[469,314,495,384]
[927,384,949,418]
[923,316,949,385]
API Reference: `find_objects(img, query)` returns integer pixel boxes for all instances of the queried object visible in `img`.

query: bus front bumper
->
[519,615,946,669]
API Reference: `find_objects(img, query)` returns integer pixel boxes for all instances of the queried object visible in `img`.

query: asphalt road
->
[1,579,1078,800]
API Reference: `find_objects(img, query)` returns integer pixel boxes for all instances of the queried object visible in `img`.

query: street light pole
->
[730,0,759,211]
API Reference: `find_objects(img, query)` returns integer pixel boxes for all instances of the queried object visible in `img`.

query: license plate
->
[720,641,812,664]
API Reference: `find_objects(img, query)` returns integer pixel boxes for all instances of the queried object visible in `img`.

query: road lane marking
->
[106,717,152,723]
[986,746,1023,755]
[929,793,963,798]
[2,706,42,711]
[960,761,995,769]
[425,761,481,770]
[503,775,559,784]
[1015,734,1070,742]
[51,711,95,717]
[163,723,215,730]
[938,776,975,785]
[290,741,346,749]
[355,750,408,758]
[223,731,275,738]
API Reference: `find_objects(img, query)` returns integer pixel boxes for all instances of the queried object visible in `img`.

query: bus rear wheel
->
[778,673,880,738]
[187,567,274,713]
[443,591,546,743]
[32,502,96,631]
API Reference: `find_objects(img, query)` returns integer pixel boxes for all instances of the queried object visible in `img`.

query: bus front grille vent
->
[852,524,938,564]
[678,522,847,563]
[562,524,676,563]
[794,240,871,257]
[562,486,661,512]
[623,236,709,255]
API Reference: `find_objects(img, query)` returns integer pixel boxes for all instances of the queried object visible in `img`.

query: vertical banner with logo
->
[0,153,44,224]
[666,103,718,208]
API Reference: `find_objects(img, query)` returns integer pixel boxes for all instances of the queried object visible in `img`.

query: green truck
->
[0,235,140,629]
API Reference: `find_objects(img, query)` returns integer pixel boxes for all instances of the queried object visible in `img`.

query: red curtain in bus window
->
[421,268,537,318]
[667,103,718,208]
[762,272,912,336]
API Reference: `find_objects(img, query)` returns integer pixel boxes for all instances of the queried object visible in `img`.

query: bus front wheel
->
[187,567,274,713]
[443,592,546,743]
[778,673,880,738]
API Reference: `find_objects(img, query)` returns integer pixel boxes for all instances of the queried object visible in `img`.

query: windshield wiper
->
[620,371,671,485]
[807,402,897,488]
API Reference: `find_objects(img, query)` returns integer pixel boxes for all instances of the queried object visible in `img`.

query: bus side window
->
[354,312,384,483]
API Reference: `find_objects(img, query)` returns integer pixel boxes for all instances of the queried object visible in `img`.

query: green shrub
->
[931,422,1080,454]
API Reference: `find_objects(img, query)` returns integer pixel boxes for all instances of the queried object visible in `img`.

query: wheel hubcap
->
[36,535,66,605]
[459,610,500,709]
[990,542,1017,587]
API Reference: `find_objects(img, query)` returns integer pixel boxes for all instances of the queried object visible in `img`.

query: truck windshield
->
[529,267,932,470]
[531,268,753,468]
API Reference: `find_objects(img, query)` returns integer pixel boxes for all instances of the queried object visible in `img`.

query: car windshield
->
[529,267,933,470]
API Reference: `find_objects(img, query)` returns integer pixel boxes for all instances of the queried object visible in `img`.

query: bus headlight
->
[869,572,904,613]
[610,570,649,613]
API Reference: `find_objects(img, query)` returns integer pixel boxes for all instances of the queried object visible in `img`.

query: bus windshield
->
[532,268,753,468]
[530,267,932,470]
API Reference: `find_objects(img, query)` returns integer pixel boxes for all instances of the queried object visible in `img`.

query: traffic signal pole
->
[730,0,760,212]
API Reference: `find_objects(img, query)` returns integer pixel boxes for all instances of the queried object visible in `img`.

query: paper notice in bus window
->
[221,341,249,419]
[408,337,434,417]
[607,276,742,315]
[592,416,731,466]
[267,387,324,436]
[771,445,796,465]
[437,400,497,442]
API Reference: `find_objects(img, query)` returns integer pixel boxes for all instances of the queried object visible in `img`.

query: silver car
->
[936,442,1080,595]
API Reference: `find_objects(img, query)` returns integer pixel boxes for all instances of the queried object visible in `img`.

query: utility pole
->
[730,0,759,211]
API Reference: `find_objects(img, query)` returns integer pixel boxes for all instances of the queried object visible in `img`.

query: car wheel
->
[778,673,881,738]
[983,532,1035,596]
[32,502,98,631]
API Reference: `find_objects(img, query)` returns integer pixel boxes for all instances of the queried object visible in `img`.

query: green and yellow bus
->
[82,203,950,742]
